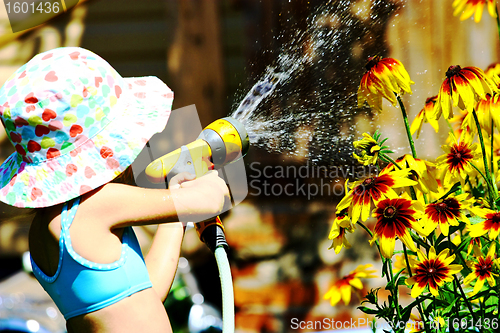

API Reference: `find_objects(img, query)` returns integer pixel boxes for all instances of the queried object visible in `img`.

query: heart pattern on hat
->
[0,47,173,208]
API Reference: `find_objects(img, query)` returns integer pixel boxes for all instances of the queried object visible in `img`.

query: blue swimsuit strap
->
[61,197,81,232]
[60,197,130,270]
[31,197,82,283]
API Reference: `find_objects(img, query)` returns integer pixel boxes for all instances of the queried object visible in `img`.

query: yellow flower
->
[383,154,439,194]
[453,0,497,23]
[485,62,500,88]
[394,254,417,274]
[462,93,500,134]
[436,132,481,187]
[328,210,355,254]
[337,169,417,223]
[433,65,497,120]
[463,244,498,295]
[324,264,377,306]
[370,197,423,258]
[406,247,463,297]
[420,193,478,236]
[410,95,439,139]
[353,133,382,166]
[358,56,414,112]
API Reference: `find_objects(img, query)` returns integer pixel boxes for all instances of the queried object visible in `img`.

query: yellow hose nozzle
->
[145,117,249,184]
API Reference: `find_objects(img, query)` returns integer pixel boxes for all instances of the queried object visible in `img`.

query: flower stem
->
[383,154,402,170]
[472,109,498,202]
[496,5,500,44]
[358,221,373,238]
[396,94,418,159]
[387,259,402,326]
[454,276,482,333]
[470,162,495,193]
[491,120,499,199]
[403,244,430,332]
[491,120,495,183]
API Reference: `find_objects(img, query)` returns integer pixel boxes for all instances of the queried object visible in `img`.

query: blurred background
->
[0,0,499,332]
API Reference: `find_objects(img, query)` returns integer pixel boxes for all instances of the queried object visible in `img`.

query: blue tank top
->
[30,198,153,320]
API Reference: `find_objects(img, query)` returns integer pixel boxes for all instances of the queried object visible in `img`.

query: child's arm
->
[92,170,230,229]
[143,172,194,301]
[144,222,184,302]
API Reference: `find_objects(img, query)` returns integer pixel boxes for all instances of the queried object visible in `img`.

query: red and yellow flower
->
[324,264,377,306]
[452,0,497,23]
[420,193,477,236]
[436,132,481,187]
[336,169,417,223]
[406,246,463,297]
[463,244,499,295]
[328,210,355,254]
[410,95,439,139]
[370,197,424,258]
[358,56,414,112]
[468,210,500,239]
[433,65,496,120]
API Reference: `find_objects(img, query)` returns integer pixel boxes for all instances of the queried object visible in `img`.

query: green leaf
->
[357,306,380,315]
[362,288,380,305]
[392,268,405,288]
[484,292,499,313]
[379,155,391,164]
[400,299,423,322]
[397,276,407,286]
[468,216,486,225]
[382,259,389,278]
[442,297,459,314]
[437,182,462,201]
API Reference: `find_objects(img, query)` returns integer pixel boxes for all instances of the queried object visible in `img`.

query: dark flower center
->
[425,198,461,225]
[436,202,448,211]
[414,259,449,288]
[365,56,381,71]
[364,142,378,155]
[476,258,493,277]
[490,213,500,223]
[447,143,473,170]
[446,65,462,78]
[363,178,374,186]
[383,206,396,218]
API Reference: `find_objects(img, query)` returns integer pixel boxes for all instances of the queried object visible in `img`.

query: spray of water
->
[230,0,399,169]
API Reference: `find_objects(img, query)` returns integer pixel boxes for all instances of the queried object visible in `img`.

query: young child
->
[0,47,230,332]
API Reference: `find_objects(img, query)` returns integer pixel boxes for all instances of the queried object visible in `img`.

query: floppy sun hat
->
[0,47,173,208]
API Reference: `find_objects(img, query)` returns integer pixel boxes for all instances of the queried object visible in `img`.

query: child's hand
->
[171,170,231,222]
[168,172,196,190]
